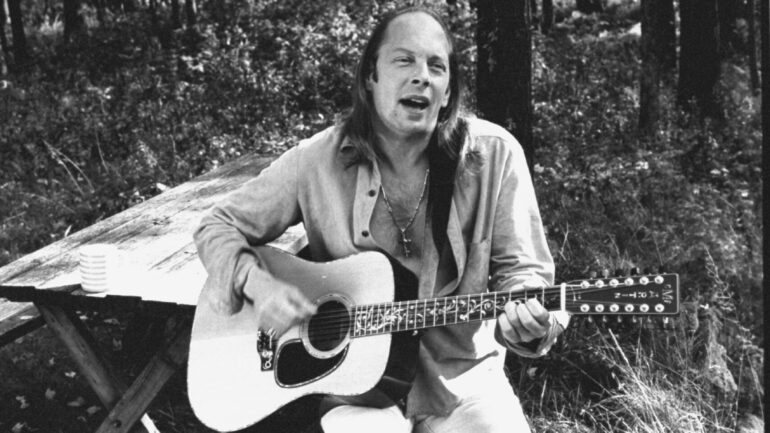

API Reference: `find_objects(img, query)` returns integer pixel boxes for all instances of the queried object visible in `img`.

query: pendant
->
[398,229,413,258]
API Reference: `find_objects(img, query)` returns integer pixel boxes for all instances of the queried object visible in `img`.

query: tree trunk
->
[762,0,768,141]
[576,0,602,14]
[63,0,85,42]
[122,0,136,13]
[655,0,677,73]
[639,0,661,135]
[171,0,181,29]
[747,0,759,93]
[717,0,737,56]
[477,0,534,171]
[185,0,197,28]
[0,0,10,71]
[678,0,721,118]
[95,0,105,25]
[7,0,26,63]
[542,0,553,34]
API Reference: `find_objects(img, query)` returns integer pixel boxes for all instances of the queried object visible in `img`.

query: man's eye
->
[396,57,412,64]
[430,63,447,72]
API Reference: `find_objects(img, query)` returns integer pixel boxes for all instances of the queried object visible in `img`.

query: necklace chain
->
[379,168,430,258]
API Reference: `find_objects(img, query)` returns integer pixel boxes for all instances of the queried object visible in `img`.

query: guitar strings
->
[288,283,660,337]
[286,296,667,342]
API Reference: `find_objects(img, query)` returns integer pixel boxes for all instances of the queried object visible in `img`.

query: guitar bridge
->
[257,330,275,371]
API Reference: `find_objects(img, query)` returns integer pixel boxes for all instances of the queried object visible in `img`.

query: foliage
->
[0,0,763,432]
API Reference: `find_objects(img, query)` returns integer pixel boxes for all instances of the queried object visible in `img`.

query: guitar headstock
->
[562,274,679,316]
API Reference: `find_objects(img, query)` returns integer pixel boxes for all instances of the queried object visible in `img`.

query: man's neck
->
[374,130,432,176]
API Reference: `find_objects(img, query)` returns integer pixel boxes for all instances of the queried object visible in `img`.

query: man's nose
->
[411,62,430,86]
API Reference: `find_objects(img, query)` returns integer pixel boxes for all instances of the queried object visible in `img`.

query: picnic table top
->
[0,153,306,309]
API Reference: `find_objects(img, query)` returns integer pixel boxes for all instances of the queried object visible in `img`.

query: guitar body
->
[188,246,418,432]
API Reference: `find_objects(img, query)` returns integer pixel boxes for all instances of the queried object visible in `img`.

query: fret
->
[420,299,428,329]
[435,297,445,327]
[353,306,360,337]
[413,300,422,330]
[465,295,479,322]
[432,298,438,327]
[479,293,492,320]
[366,304,374,336]
[375,302,385,335]
[394,301,403,332]
[406,300,414,330]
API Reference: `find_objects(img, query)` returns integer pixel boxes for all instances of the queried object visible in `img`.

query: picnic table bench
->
[0,153,308,433]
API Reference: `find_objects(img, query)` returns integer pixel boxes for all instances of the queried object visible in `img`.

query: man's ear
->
[366,60,378,90]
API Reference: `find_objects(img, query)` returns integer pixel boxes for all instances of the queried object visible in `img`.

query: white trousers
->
[320,382,531,433]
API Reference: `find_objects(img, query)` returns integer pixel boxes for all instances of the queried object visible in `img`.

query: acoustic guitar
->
[187,246,679,432]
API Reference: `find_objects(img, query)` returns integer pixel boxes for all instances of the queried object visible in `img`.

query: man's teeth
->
[401,99,429,109]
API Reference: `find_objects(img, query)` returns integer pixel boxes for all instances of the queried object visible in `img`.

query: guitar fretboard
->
[352,287,563,337]
[349,273,678,337]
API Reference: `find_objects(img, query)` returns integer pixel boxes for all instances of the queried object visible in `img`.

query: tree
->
[0,0,10,72]
[477,0,534,171]
[747,0,759,93]
[678,0,721,118]
[717,0,738,56]
[542,0,553,34]
[7,0,26,63]
[576,0,602,14]
[654,0,676,73]
[171,0,181,29]
[762,0,769,294]
[639,0,661,134]
[762,0,768,135]
[185,0,197,27]
[63,0,85,42]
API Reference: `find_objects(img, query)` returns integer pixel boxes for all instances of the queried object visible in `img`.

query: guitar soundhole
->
[308,300,350,352]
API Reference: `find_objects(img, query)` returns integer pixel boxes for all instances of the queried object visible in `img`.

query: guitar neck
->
[351,274,679,338]
[352,286,563,338]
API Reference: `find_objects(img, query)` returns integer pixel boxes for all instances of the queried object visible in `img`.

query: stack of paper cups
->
[79,244,117,293]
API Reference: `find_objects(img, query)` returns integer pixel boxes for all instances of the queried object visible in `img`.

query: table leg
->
[35,304,159,433]
[96,319,190,433]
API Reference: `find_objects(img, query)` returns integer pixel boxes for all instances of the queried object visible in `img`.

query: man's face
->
[366,12,452,142]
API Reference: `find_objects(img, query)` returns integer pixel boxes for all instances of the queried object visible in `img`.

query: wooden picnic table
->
[0,153,307,433]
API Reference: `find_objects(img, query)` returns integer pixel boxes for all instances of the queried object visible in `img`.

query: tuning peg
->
[586,316,594,323]
[630,267,640,276]
[588,269,598,279]
[602,315,608,324]
[662,317,675,331]
[617,316,623,323]
[601,268,610,278]
[614,268,625,277]
[630,315,638,323]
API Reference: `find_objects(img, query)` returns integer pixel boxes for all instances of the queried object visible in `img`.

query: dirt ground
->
[0,308,318,433]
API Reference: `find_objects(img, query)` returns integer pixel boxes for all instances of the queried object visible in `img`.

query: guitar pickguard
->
[275,339,348,387]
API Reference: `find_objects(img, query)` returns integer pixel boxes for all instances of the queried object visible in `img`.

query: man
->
[194,6,569,433]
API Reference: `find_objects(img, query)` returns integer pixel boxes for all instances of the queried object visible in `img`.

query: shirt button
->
[368,189,376,197]
[362,230,370,237]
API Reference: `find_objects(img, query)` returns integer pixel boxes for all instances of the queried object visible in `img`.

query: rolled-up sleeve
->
[193,146,302,314]
[487,137,569,357]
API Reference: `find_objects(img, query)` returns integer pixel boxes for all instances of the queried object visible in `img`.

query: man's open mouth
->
[400,96,430,110]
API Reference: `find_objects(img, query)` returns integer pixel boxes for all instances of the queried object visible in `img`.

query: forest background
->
[0,0,765,432]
